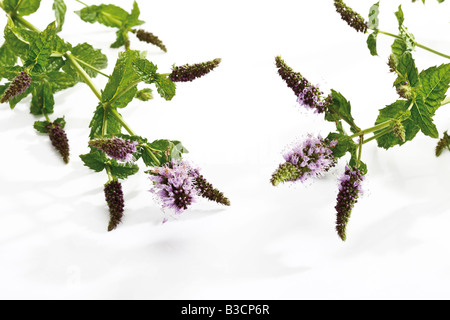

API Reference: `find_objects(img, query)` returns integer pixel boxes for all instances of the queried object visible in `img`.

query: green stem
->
[349,119,394,139]
[72,56,111,78]
[378,30,450,60]
[105,80,140,109]
[363,127,394,145]
[109,108,136,136]
[357,135,364,166]
[65,52,103,101]
[74,0,88,7]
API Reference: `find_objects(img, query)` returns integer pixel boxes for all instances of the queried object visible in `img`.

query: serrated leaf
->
[395,5,405,27]
[375,100,420,149]
[89,104,123,139]
[25,22,57,72]
[135,88,153,101]
[30,81,55,115]
[76,4,129,28]
[0,66,23,81]
[411,96,439,138]
[109,161,139,179]
[396,52,419,87]
[325,90,358,131]
[154,74,176,101]
[47,71,78,93]
[4,0,41,16]
[0,42,17,66]
[418,64,450,114]
[53,0,67,33]
[63,43,108,80]
[33,120,51,133]
[80,151,107,173]
[133,59,158,84]
[4,23,35,60]
[102,50,141,109]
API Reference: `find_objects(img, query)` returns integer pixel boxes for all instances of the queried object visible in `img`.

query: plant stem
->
[72,56,111,78]
[349,119,394,139]
[65,52,103,101]
[109,108,136,136]
[74,0,89,7]
[357,135,363,166]
[378,30,450,60]
[363,127,393,145]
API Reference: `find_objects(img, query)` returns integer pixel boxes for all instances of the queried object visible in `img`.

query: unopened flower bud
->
[134,29,167,52]
[170,59,222,83]
[1,71,32,104]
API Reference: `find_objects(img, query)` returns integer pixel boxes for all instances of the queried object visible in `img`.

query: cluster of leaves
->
[0,4,107,125]
[80,49,186,180]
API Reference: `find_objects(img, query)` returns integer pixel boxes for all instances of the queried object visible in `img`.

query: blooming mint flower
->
[335,166,365,241]
[271,135,338,186]
[334,0,368,33]
[170,59,222,83]
[133,29,167,52]
[46,122,70,164]
[104,180,125,232]
[1,71,32,104]
[149,161,198,214]
[275,56,332,113]
[89,137,138,162]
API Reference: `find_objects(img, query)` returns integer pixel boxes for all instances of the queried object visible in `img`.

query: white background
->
[1,0,450,300]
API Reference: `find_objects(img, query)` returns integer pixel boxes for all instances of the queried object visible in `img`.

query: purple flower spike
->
[271,135,337,186]
[275,56,331,113]
[149,161,198,215]
[1,71,32,104]
[170,59,221,83]
[89,137,138,162]
[335,166,365,241]
[104,180,125,232]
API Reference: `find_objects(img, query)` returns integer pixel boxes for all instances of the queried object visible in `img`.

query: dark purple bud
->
[104,180,125,232]
[334,0,368,33]
[89,137,138,162]
[46,122,70,164]
[1,71,32,104]
[170,59,222,83]
[134,29,167,52]
[191,170,230,206]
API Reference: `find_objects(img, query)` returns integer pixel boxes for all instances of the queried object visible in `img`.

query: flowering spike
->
[275,56,330,113]
[334,0,368,33]
[436,131,450,157]
[393,120,406,142]
[89,137,138,162]
[104,180,125,232]
[149,161,198,214]
[1,71,32,104]
[134,29,167,52]
[191,170,230,206]
[170,59,222,83]
[335,166,365,241]
[271,135,338,186]
[46,122,70,164]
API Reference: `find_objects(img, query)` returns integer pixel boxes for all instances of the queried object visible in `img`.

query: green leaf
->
[25,22,57,72]
[4,23,35,60]
[133,59,158,84]
[47,71,78,93]
[396,52,419,87]
[80,151,107,173]
[0,42,18,66]
[127,1,145,27]
[33,120,51,133]
[76,4,129,28]
[375,100,420,149]
[4,0,41,16]
[109,161,139,179]
[368,2,380,29]
[135,88,153,101]
[326,133,357,159]
[62,43,108,80]
[418,63,450,114]
[0,66,23,81]
[367,31,379,56]
[154,74,176,101]
[30,81,55,115]
[89,104,123,139]
[53,0,67,33]
[394,5,405,27]
[110,27,128,49]
[102,50,141,109]
[325,90,358,132]
[411,96,439,138]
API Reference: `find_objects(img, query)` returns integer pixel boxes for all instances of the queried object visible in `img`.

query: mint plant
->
[272,1,450,241]
[0,0,230,231]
